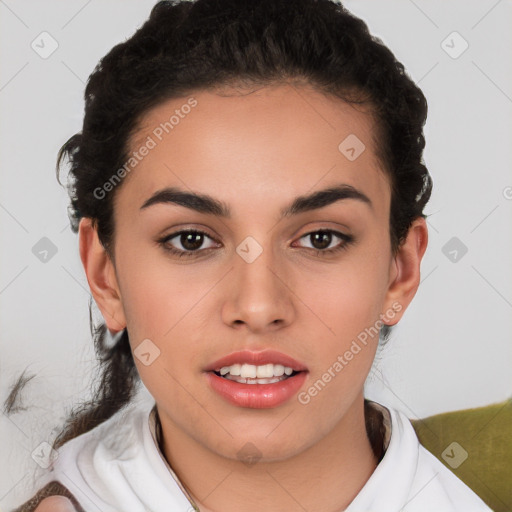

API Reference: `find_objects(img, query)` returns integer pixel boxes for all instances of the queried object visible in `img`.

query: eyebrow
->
[140,184,372,217]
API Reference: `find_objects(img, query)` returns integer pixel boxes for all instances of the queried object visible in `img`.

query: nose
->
[221,243,296,334]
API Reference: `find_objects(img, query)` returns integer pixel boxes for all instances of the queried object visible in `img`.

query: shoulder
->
[13,481,83,512]
[53,401,151,467]
[33,403,154,511]
[375,404,492,510]
[34,496,76,512]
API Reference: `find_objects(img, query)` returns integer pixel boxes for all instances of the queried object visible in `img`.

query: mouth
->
[204,350,309,409]
[212,363,301,385]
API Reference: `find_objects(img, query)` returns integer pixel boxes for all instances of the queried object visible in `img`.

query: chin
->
[205,426,316,465]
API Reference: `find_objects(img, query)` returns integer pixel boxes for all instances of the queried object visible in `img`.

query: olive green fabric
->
[411,399,512,512]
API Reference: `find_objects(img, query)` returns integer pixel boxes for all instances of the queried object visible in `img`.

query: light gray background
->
[1,0,511,509]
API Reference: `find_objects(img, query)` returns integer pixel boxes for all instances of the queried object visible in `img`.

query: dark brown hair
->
[14,0,431,509]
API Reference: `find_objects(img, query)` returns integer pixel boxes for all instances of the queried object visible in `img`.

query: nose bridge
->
[235,235,282,303]
[223,235,294,331]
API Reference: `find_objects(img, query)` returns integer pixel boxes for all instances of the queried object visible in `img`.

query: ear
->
[79,217,126,332]
[382,217,428,325]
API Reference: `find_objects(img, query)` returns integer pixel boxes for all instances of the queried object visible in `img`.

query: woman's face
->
[97,84,415,461]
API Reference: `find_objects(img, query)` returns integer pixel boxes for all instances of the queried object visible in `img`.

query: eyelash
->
[157,229,354,259]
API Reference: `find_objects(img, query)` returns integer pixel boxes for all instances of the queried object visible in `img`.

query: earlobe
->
[78,218,126,331]
[383,217,428,325]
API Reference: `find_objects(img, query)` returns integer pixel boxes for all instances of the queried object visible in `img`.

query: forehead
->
[119,84,390,218]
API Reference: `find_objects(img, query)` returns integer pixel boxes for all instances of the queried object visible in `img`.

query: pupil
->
[312,231,331,250]
[181,232,203,250]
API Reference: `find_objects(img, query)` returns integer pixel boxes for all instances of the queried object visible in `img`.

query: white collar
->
[42,397,490,511]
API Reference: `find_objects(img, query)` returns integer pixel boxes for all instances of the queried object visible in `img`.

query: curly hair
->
[60,0,431,255]
[15,1,431,509]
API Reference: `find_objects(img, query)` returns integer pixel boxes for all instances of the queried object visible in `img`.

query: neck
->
[156,397,380,512]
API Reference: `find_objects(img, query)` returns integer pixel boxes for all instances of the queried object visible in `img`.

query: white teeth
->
[240,364,257,378]
[223,375,286,385]
[256,364,274,378]
[274,364,285,376]
[229,364,241,376]
[216,363,296,379]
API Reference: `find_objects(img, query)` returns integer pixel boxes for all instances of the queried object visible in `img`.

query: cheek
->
[301,282,382,390]
[292,246,391,393]
[116,242,199,337]
[122,276,203,411]
[300,254,390,338]
[293,267,385,414]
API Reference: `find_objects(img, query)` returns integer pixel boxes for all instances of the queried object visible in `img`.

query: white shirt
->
[37,398,492,512]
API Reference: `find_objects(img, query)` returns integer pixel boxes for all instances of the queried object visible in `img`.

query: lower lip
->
[205,371,308,409]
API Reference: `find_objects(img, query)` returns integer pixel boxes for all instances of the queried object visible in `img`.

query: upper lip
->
[204,350,309,372]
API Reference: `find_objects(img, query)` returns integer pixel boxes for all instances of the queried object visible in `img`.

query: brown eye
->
[309,231,333,250]
[159,229,219,258]
[295,229,354,256]
[180,232,205,251]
